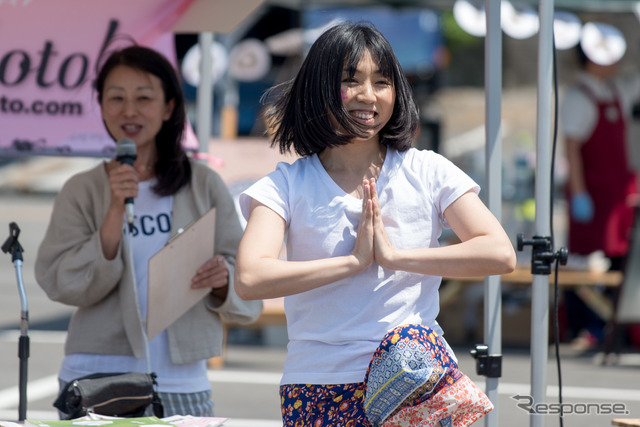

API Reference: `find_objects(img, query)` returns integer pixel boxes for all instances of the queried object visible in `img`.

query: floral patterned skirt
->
[280,382,370,427]
[280,324,492,427]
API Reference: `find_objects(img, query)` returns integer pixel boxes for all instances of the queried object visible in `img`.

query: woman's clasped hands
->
[352,178,396,271]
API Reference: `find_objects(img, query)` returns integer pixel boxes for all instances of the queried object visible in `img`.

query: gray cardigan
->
[35,160,262,364]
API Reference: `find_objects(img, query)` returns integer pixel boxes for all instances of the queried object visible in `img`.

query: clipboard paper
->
[146,208,216,340]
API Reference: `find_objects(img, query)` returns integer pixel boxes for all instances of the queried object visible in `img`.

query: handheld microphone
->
[115,138,137,225]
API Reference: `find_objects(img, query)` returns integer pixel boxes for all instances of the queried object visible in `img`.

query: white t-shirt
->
[561,71,640,143]
[240,148,479,385]
[60,179,210,393]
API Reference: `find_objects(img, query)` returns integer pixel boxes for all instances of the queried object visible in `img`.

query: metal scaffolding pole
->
[530,1,555,426]
[483,0,503,425]
[196,31,214,155]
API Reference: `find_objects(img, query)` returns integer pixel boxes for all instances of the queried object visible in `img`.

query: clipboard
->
[146,207,216,340]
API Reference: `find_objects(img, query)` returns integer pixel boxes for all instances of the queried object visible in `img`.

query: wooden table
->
[445,267,622,287]
[441,268,623,322]
[254,268,623,327]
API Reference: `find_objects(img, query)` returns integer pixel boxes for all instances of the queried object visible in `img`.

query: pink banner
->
[0,0,198,157]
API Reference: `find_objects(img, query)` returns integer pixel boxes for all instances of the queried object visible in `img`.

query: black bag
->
[54,372,164,419]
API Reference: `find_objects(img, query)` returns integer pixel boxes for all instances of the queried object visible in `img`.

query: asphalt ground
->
[0,325,639,426]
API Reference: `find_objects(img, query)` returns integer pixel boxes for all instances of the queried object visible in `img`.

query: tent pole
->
[197,31,214,155]
[531,0,554,426]
[483,1,503,426]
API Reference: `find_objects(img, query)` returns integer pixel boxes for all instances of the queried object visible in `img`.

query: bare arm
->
[235,181,375,300]
[372,185,516,277]
[565,136,587,195]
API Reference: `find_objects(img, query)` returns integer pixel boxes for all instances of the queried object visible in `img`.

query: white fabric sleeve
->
[560,86,597,143]
[239,162,290,222]
[427,152,480,228]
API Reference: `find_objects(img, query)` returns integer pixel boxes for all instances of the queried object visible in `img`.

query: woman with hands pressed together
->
[235,24,516,426]
[35,44,261,417]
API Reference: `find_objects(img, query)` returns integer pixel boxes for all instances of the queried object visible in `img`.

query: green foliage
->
[440,10,481,50]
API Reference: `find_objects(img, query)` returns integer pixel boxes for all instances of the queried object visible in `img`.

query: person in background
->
[561,22,640,351]
[235,23,516,426]
[35,44,262,417]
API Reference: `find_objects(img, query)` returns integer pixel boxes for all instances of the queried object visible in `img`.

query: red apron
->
[568,83,638,257]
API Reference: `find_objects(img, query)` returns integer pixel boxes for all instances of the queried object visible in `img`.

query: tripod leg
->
[18,335,29,421]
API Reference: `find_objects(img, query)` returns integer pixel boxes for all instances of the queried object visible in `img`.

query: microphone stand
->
[2,222,29,421]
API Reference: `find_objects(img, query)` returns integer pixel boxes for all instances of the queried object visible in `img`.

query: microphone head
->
[116,138,137,158]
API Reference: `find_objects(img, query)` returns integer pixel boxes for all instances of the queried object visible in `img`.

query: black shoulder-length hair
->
[264,22,420,157]
[94,44,191,197]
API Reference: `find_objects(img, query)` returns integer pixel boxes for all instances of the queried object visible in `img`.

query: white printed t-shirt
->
[60,179,209,393]
[239,147,479,385]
